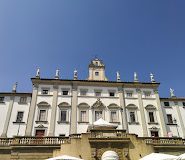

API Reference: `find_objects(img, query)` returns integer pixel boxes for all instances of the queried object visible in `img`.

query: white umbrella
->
[46,155,83,160]
[176,153,185,160]
[93,118,118,127]
[140,153,177,160]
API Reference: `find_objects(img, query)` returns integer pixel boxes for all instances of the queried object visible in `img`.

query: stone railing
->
[144,138,185,145]
[0,137,70,146]
[0,138,13,146]
[90,129,127,138]
[69,134,82,139]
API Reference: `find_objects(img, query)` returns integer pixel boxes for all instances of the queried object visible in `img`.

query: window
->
[164,102,170,107]
[95,72,99,76]
[35,130,45,137]
[144,91,151,98]
[151,131,159,137]
[167,114,173,124]
[60,110,67,122]
[95,111,102,121]
[59,134,65,137]
[109,92,115,97]
[62,90,69,96]
[80,111,87,122]
[19,97,27,104]
[126,92,133,98]
[110,111,117,122]
[95,91,101,97]
[182,102,185,107]
[42,89,49,95]
[80,90,87,96]
[129,112,136,123]
[0,97,4,103]
[38,110,47,121]
[149,112,155,123]
[16,112,24,122]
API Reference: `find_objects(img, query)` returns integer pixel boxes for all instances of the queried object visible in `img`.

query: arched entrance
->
[101,151,119,160]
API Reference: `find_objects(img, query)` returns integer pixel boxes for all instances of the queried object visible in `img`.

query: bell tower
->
[88,58,108,81]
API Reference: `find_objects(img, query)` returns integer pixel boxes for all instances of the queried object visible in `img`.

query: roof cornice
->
[0,92,32,96]
[31,78,160,88]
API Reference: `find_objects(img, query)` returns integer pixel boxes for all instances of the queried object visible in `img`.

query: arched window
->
[126,104,139,124]
[107,103,120,123]
[58,102,71,123]
[36,102,50,123]
[145,105,158,124]
[78,103,90,123]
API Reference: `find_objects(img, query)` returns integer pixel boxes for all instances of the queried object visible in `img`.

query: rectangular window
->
[42,89,49,95]
[151,131,159,137]
[0,97,4,103]
[38,110,46,121]
[80,111,87,122]
[149,112,155,123]
[144,91,151,98]
[167,114,173,124]
[182,102,185,107]
[80,90,87,96]
[110,111,117,122]
[95,91,101,97]
[16,112,24,122]
[130,112,136,123]
[95,111,102,121]
[62,90,69,96]
[95,72,99,76]
[60,110,67,122]
[19,97,27,104]
[164,102,170,107]
[126,92,133,97]
[109,92,115,97]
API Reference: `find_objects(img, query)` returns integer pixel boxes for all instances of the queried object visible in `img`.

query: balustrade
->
[0,137,69,146]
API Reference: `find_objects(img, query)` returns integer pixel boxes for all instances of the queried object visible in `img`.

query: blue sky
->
[0,0,185,97]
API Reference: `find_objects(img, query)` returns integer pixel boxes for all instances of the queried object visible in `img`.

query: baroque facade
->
[0,58,185,139]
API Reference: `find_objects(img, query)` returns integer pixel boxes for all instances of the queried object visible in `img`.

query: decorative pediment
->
[107,103,120,109]
[58,102,71,108]
[92,98,106,109]
[78,103,90,108]
[125,104,138,109]
[149,126,159,131]
[37,101,50,107]
[145,105,156,110]
[36,124,45,128]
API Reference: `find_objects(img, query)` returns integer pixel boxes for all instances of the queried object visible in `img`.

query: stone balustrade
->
[144,137,185,145]
[0,137,70,146]
[90,129,127,138]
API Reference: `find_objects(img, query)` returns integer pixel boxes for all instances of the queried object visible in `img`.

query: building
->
[0,58,185,160]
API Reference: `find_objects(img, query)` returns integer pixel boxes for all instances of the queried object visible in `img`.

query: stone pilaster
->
[175,103,185,138]
[137,88,148,137]
[25,84,38,136]
[154,89,167,137]
[70,84,78,134]
[48,85,58,136]
[118,87,128,132]
[1,96,15,137]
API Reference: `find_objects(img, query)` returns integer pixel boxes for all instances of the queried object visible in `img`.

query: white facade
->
[0,59,185,139]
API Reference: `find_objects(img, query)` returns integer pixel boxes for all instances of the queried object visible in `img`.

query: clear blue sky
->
[0,0,185,97]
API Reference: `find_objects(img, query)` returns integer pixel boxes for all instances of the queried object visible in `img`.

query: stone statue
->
[170,88,175,97]
[12,82,18,93]
[116,71,121,82]
[74,69,78,80]
[134,72,138,82]
[36,68,40,78]
[55,69,60,79]
[150,73,155,82]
